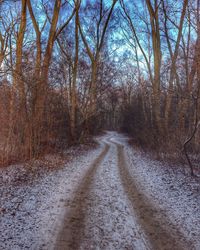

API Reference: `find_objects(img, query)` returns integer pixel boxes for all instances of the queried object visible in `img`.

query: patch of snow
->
[0,143,102,250]
[125,142,200,249]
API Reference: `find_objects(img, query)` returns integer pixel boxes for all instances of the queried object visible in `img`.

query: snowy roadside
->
[1,131,199,250]
[125,142,200,249]
[0,141,102,250]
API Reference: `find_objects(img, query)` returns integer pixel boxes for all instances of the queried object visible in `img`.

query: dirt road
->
[55,132,195,250]
[1,132,199,250]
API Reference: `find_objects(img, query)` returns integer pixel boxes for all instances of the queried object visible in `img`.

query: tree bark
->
[32,0,62,155]
[70,1,80,142]
[146,0,161,129]
[6,0,27,160]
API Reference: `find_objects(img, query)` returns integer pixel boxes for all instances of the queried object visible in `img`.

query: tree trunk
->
[146,0,161,129]
[6,0,27,160]
[91,59,98,113]
[33,0,62,155]
[70,2,79,142]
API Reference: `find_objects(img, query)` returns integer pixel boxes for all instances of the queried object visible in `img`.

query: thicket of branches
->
[0,0,199,173]
[118,0,200,175]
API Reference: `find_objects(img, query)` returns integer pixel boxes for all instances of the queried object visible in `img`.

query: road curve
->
[54,132,193,250]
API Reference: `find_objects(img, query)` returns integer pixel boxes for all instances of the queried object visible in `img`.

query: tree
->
[162,0,189,128]
[27,0,75,155]
[78,0,117,117]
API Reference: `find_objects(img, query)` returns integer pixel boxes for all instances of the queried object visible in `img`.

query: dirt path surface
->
[1,132,199,250]
[54,132,199,250]
[117,144,189,250]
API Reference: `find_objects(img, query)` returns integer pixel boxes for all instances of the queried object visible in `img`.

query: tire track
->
[116,142,192,250]
[55,142,110,250]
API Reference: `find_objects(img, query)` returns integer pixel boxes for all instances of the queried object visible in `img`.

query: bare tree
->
[162,0,189,128]
[78,0,117,116]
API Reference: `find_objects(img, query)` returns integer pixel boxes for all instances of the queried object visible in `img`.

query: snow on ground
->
[55,132,200,250]
[72,140,150,250]
[0,131,199,250]
[124,140,200,249]
[0,142,102,250]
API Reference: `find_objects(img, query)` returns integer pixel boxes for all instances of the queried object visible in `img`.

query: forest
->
[1,1,200,249]
[0,0,199,173]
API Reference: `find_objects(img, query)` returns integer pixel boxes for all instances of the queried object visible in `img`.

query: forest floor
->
[0,131,200,250]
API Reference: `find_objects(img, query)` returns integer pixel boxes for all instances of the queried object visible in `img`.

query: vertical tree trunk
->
[70,1,79,142]
[6,0,27,160]
[146,0,161,129]
[33,0,62,155]
[0,31,6,68]
[15,0,27,104]
[91,59,98,113]
[27,0,42,157]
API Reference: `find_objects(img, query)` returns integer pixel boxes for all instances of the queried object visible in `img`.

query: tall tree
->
[28,0,75,155]
[145,0,162,129]
[162,0,189,128]
[70,0,80,141]
[78,0,117,116]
